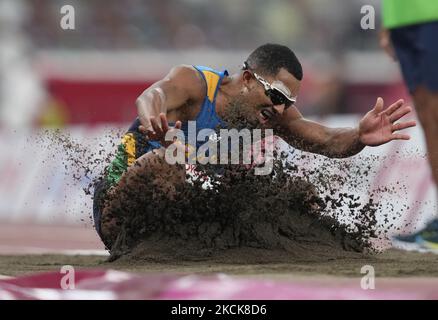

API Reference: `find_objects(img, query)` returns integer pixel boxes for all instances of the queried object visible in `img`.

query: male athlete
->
[94,44,416,249]
[380,0,438,249]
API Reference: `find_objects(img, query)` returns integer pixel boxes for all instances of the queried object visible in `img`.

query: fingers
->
[392,120,416,132]
[139,118,153,132]
[138,125,147,133]
[150,116,163,135]
[160,113,169,132]
[389,105,413,122]
[139,114,182,144]
[382,99,404,116]
[391,133,411,141]
[373,97,384,114]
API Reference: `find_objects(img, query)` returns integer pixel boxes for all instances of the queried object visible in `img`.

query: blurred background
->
[1,0,404,127]
[0,0,435,253]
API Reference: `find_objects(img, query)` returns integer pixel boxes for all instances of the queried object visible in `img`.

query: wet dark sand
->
[1,249,438,278]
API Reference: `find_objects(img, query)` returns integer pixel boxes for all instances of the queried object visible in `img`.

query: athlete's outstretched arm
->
[276,97,416,158]
[136,65,204,138]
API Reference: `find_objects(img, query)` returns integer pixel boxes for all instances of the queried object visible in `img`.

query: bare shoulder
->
[164,64,205,101]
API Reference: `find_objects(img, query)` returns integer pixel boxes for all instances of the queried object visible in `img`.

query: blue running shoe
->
[392,219,438,253]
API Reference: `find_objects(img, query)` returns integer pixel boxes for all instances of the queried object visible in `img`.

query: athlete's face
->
[238,68,301,126]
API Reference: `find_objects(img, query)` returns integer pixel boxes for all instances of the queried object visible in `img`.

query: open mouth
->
[260,108,275,122]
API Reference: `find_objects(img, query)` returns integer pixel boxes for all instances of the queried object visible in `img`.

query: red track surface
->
[2,270,438,299]
[0,224,105,255]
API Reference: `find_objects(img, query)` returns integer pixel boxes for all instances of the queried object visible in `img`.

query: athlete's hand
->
[139,113,182,147]
[358,97,416,147]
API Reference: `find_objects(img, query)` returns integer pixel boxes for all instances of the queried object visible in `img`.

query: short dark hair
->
[245,44,303,80]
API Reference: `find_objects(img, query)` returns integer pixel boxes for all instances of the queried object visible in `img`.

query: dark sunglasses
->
[265,87,294,108]
[243,61,297,109]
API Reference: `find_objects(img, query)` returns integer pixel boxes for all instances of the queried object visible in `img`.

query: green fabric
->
[382,0,438,28]
[105,143,129,186]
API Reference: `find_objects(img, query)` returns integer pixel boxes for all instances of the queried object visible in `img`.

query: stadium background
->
[0,0,436,256]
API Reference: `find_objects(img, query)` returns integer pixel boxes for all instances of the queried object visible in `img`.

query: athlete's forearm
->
[281,119,365,158]
[136,88,167,132]
[315,126,365,158]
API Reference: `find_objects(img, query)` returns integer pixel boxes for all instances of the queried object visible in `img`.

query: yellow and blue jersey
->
[105,66,228,186]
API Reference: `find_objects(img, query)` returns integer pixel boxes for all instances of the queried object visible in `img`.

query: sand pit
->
[41,125,414,269]
[2,249,438,278]
[99,153,380,264]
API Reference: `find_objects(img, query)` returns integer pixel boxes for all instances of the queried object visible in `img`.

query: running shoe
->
[392,219,438,253]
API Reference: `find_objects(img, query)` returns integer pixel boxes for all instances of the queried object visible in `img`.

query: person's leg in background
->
[397,86,438,249]
[414,87,438,185]
[390,22,438,250]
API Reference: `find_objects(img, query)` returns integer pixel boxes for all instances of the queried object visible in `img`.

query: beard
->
[219,97,265,131]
